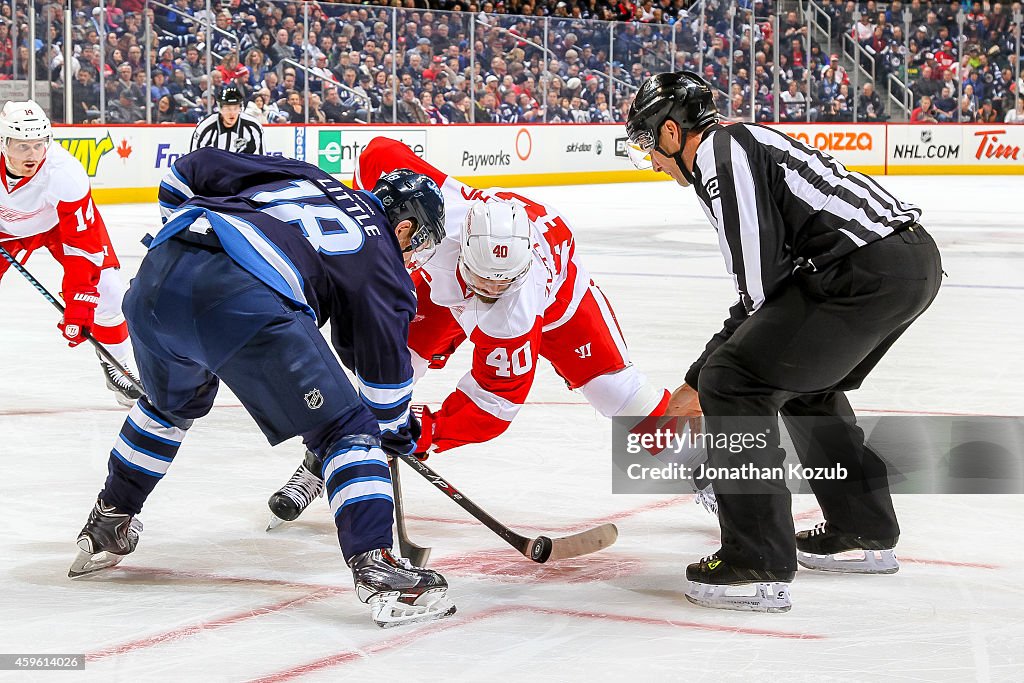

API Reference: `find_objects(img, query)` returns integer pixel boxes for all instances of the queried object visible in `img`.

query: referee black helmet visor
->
[625,70,718,170]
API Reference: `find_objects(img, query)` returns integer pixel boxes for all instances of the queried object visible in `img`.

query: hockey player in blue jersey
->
[67,148,454,628]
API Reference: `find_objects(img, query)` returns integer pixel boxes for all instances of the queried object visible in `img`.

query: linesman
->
[191,85,265,155]
[625,71,942,613]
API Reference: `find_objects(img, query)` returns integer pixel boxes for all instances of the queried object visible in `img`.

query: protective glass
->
[402,226,440,269]
[625,127,656,170]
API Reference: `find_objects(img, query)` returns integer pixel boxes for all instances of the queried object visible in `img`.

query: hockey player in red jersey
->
[353,137,669,455]
[0,101,141,405]
[266,136,709,527]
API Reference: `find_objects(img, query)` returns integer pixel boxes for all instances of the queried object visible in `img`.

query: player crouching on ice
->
[0,101,141,405]
[268,136,716,528]
[69,148,455,628]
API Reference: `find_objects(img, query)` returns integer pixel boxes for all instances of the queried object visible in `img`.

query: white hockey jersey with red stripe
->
[0,143,111,295]
[353,136,591,451]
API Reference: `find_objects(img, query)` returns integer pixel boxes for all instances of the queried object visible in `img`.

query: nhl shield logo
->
[920,130,932,143]
[304,388,324,410]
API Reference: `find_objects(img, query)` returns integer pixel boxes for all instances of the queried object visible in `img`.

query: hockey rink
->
[1,176,1022,681]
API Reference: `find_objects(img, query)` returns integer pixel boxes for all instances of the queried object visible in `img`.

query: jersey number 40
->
[485,341,533,378]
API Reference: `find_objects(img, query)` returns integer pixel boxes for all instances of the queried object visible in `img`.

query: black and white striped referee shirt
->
[683,122,923,388]
[190,111,266,155]
[692,122,922,314]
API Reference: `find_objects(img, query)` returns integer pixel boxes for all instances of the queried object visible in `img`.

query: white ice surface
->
[1,176,1022,682]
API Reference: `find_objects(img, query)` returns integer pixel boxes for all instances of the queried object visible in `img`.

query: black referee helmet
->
[625,71,718,161]
[217,85,244,106]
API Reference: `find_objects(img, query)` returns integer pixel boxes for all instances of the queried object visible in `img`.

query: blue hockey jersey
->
[152,148,416,439]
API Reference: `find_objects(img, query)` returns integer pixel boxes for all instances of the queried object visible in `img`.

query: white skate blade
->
[798,548,899,574]
[368,587,457,629]
[68,548,127,579]
[266,514,287,532]
[685,580,792,613]
[112,393,136,409]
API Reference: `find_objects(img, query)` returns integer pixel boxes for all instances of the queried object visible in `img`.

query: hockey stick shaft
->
[0,244,145,395]
[389,457,431,567]
[397,453,551,561]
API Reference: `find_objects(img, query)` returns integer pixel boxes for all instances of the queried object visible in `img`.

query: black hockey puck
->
[530,536,553,563]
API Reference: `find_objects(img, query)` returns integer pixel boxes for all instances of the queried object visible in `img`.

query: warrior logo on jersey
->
[304,388,324,410]
[575,343,592,359]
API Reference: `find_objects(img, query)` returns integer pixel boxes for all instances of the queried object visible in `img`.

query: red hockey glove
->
[58,290,100,347]
[411,404,437,460]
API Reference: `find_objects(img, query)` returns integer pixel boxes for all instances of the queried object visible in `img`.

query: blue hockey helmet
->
[372,169,446,266]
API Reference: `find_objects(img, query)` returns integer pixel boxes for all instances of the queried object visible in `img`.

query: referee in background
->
[191,85,265,155]
[626,71,942,613]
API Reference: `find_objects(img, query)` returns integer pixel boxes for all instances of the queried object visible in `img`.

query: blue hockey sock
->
[322,434,394,560]
[101,398,188,515]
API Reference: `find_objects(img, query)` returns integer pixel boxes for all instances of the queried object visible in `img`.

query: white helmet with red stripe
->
[0,100,52,148]
[458,199,533,299]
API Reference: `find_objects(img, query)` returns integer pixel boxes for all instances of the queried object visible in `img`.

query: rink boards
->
[49,122,1024,205]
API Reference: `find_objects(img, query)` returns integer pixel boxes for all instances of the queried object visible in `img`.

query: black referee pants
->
[697,226,943,572]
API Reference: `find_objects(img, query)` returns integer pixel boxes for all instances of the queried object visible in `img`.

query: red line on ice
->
[899,557,1000,569]
[248,605,823,682]
[86,588,342,662]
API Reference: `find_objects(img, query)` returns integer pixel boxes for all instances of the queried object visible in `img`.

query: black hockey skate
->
[684,553,794,613]
[98,351,144,408]
[349,548,456,628]
[796,522,899,574]
[267,450,325,530]
[68,499,143,578]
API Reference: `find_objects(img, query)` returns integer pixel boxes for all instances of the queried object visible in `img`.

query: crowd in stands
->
[812,0,1023,123]
[0,0,1020,125]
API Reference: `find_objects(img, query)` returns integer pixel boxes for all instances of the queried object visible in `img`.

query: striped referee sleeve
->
[696,128,790,314]
[190,114,217,152]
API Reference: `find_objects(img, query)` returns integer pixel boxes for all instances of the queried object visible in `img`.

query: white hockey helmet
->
[0,100,53,150]
[458,199,533,298]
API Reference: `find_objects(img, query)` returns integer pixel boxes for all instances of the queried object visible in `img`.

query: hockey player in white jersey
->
[268,136,716,527]
[0,100,141,405]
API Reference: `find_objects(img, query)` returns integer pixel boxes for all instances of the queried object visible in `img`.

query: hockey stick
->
[0,244,145,395]
[389,458,432,567]
[397,454,618,563]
